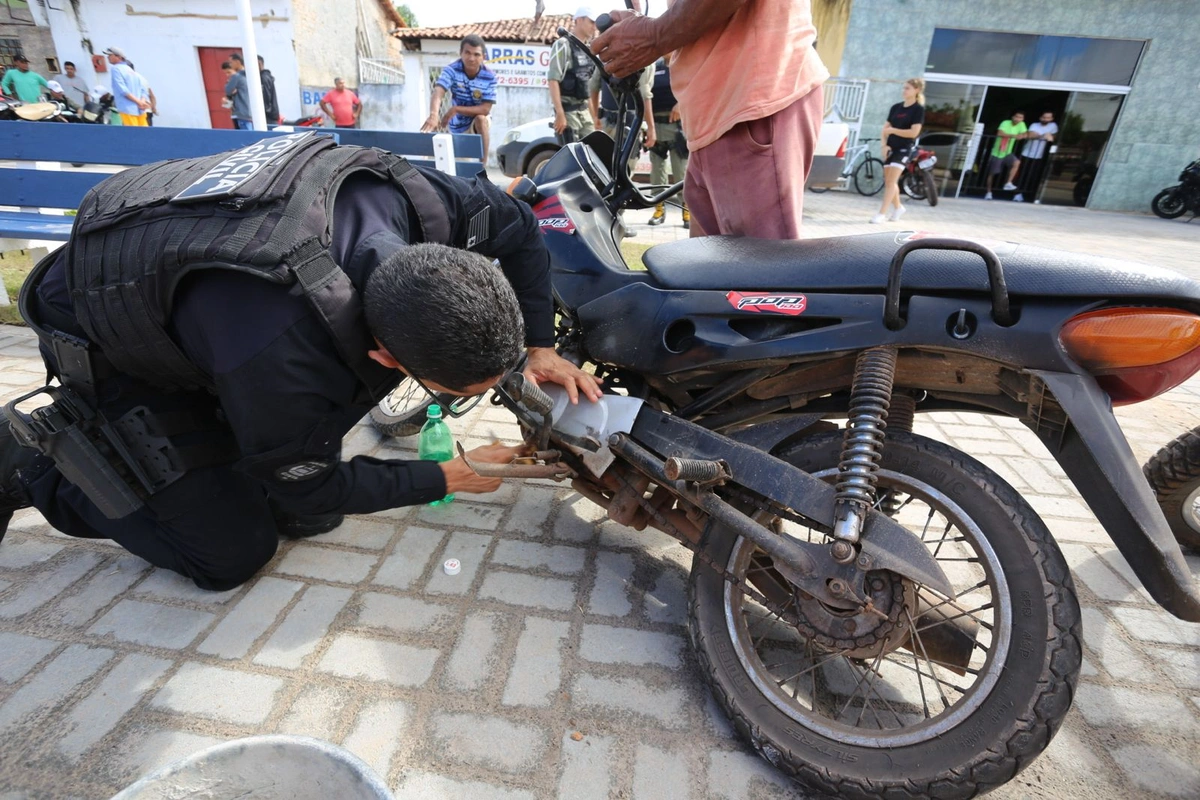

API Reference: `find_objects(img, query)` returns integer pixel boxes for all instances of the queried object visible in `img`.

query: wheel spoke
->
[906,606,954,711]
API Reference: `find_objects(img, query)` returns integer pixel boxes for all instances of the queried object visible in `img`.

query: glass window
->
[927,28,1144,87]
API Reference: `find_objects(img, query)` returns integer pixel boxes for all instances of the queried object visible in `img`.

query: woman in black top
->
[872,78,925,224]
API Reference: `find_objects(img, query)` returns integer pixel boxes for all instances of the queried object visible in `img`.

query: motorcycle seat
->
[641,232,1200,302]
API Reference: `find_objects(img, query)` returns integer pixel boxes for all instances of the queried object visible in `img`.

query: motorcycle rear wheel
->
[1143,426,1200,551]
[1152,187,1188,219]
[921,170,939,206]
[688,431,1081,799]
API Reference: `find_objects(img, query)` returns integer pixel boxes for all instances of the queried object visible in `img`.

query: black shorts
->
[884,144,914,168]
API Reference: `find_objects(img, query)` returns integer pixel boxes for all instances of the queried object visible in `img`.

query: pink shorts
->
[684,87,824,239]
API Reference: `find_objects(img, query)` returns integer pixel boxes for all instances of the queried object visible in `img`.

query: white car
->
[806,119,850,190]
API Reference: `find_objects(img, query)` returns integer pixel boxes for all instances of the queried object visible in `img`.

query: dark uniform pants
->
[22,456,278,591]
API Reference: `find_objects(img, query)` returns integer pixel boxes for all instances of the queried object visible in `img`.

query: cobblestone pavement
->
[2,199,1200,799]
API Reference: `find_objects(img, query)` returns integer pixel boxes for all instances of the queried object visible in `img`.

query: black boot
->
[268,498,344,539]
[0,424,38,543]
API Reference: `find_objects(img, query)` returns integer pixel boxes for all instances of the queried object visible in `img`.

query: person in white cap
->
[44,79,80,112]
[546,7,600,144]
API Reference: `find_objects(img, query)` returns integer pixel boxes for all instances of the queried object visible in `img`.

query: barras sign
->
[487,45,552,88]
[172,132,315,202]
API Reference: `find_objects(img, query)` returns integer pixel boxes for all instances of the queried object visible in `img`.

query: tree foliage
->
[394,4,418,27]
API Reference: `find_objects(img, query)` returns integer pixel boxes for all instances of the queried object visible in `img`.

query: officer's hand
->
[554,112,567,134]
[440,443,526,495]
[590,11,659,78]
[525,346,603,405]
[419,113,438,133]
[669,104,680,124]
[644,123,656,149]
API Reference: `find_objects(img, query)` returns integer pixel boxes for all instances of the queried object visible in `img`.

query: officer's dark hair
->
[229,53,244,65]
[461,35,486,54]
[364,243,525,391]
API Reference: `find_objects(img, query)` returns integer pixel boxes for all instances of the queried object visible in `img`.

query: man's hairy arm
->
[590,0,751,78]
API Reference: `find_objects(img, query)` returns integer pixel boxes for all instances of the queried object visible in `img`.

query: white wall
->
[41,0,303,129]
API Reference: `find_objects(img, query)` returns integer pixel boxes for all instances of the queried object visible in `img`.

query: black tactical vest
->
[651,58,677,117]
[558,39,595,103]
[63,132,452,397]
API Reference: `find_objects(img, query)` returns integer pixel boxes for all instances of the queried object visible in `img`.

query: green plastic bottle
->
[418,404,455,506]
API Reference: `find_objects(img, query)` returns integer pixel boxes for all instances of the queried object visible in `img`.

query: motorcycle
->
[0,98,69,123]
[1151,158,1200,219]
[1144,426,1200,551]
[279,114,325,128]
[899,146,939,206]
[375,20,1200,798]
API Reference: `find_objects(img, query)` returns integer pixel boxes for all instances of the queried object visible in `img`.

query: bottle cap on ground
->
[443,558,461,576]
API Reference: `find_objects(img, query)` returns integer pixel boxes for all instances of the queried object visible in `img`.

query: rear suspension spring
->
[833,346,898,546]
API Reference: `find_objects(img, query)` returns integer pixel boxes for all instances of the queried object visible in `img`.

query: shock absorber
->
[879,390,917,516]
[831,346,898,557]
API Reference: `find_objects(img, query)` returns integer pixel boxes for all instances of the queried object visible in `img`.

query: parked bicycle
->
[810,137,885,196]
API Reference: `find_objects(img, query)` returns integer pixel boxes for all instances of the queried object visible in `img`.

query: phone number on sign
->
[496,75,548,87]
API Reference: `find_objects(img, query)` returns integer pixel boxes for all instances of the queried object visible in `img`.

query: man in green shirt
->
[1,55,50,104]
[985,111,1027,200]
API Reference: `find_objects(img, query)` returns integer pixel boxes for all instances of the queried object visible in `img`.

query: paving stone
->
[395,771,535,800]
[455,480,519,505]
[1025,493,1094,520]
[0,644,112,732]
[88,598,215,650]
[633,744,691,800]
[703,694,737,740]
[343,699,410,778]
[120,729,226,777]
[1079,608,1148,680]
[1035,725,1120,790]
[276,685,352,739]
[317,633,439,687]
[254,585,354,669]
[557,731,614,800]
[274,543,378,583]
[1110,743,1200,798]
[553,494,607,542]
[1149,646,1200,689]
[643,569,687,626]
[1060,545,1140,603]
[342,426,382,458]
[50,555,150,627]
[1079,656,1099,678]
[504,486,558,535]
[707,749,803,799]
[373,526,444,589]
[572,674,688,729]
[0,537,63,569]
[357,592,455,633]
[1046,518,1113,545]
[445,611,503,692]
[479,570,577,611]
[491,540,586,574]
[0,550,102,618]
[431,711,547,773]
[198,577,304,659]
[425,531,492,595]
[1095,550,1154,603]
[417,500,504,531]
[0,633,59,683]
[56,653,172,760]
[315,516,395,550]
[598,522,680,553]
[134,568,240,604]
[579,624,684,669]
[151,663,283,725]
[1111,606,1200,647]
[588,551,635,617]
[503,617,570,707]
[1074,683,1197,733]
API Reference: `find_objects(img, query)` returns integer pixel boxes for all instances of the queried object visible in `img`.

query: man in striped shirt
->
[422,35,498,160]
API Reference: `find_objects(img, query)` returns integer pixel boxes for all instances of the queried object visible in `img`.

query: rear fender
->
[1031,370,1200,621]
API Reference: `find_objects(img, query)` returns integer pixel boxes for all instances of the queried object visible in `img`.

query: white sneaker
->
[1002,182,1018,191]
[1013,193,1024,202]
[888,205,907,222]
[984,192,993,200]
[870,213,887,224]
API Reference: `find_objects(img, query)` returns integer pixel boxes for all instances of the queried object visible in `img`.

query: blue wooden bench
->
[0,122,486,242]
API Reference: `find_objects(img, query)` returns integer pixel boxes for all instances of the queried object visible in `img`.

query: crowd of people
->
[0,47,154,125]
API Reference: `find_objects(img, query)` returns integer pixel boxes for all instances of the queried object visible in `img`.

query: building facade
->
[1,0,402,129]
[824,0,1199,212]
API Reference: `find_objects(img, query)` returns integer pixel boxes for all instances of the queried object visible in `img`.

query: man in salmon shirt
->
[320,78,363,128]
[590,0,828,239]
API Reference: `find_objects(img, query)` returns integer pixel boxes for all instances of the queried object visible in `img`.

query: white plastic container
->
[542,384,644,443]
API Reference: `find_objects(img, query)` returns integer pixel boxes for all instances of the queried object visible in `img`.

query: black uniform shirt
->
[37,166,553,517]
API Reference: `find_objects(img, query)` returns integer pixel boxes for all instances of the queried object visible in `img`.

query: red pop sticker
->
[726,291,807,316]
[532,196,576,234]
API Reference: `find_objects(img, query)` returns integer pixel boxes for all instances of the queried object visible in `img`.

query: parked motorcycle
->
[899,146,939,206]
[1144,426,1200,551]
[0,98,69,123]
[279,114,324,128]
[374,20,1200,798]
[1152,158,1200,219]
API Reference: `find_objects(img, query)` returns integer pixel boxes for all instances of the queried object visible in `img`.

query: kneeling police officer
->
[0,131,599,590]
